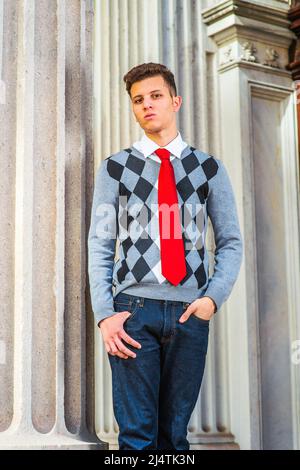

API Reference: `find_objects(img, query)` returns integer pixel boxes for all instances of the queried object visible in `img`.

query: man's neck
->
[144,128,179,147]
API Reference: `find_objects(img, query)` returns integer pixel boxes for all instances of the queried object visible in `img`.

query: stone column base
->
[0,433,108,450]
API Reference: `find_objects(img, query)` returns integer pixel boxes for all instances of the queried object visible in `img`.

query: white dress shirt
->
[132,131,188,163]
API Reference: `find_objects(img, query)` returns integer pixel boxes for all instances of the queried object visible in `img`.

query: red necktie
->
[155,148,187,285]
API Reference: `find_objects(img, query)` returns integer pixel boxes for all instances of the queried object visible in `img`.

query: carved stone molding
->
[286,1,300,79]
[263,48,281,67]
[203,0,295,73]
[286,1,300,159]
[202,0,291,30]
[221,46,234,65]
[220,40,283,68]
[241,41,258,62]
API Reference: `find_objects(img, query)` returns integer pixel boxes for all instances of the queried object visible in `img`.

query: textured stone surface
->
[0,0,105,449]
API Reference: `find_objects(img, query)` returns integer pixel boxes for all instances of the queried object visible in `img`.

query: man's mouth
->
[144,114,156,119]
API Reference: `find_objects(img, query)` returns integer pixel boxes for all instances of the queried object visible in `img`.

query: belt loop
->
[127,294,133,308]
[140,297,144,307]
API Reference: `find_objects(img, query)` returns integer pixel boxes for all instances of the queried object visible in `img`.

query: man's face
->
[130,75,182,133]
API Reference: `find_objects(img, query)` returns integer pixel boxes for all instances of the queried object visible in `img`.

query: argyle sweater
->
[88,145,243,325]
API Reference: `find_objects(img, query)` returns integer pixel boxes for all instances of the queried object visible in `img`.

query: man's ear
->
[174,95,182,112]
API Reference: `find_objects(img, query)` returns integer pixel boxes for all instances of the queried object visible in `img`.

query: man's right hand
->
[99,311,142,360]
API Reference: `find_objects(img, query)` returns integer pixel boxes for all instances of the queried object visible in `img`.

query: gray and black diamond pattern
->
[106,146,218,289]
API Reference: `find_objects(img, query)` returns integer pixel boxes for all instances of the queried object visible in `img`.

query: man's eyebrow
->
[132,89,162,100]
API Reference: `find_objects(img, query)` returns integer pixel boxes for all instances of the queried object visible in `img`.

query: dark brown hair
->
[123,62,177,99]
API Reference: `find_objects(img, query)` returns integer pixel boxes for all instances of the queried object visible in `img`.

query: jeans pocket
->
[190,313,210,325]
[114,298,141,323]
[114,300,131,316]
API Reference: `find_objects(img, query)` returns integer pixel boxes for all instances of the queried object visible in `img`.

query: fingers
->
[114,336,137,359]
[105,333,141,359]
[179,313,189,323]
[179,305,192,323]
[107,340,129,359]
[119,330,142,350]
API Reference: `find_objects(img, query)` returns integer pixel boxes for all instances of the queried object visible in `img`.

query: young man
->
[88,63,243,450]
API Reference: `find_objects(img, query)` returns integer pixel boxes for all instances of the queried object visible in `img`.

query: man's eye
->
[134,94,161,104]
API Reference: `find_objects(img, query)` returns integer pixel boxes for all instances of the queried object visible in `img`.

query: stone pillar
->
[0,0,105,449]
[203,0,300,450]
[287,1,300,155]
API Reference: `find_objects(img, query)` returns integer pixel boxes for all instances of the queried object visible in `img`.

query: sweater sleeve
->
[203,158,243,312]
[88,159,119,325]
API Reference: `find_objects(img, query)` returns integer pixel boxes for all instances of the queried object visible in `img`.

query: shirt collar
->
[132,131,188,159]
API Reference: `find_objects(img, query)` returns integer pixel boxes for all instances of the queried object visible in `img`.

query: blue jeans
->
[108,292,210,450]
